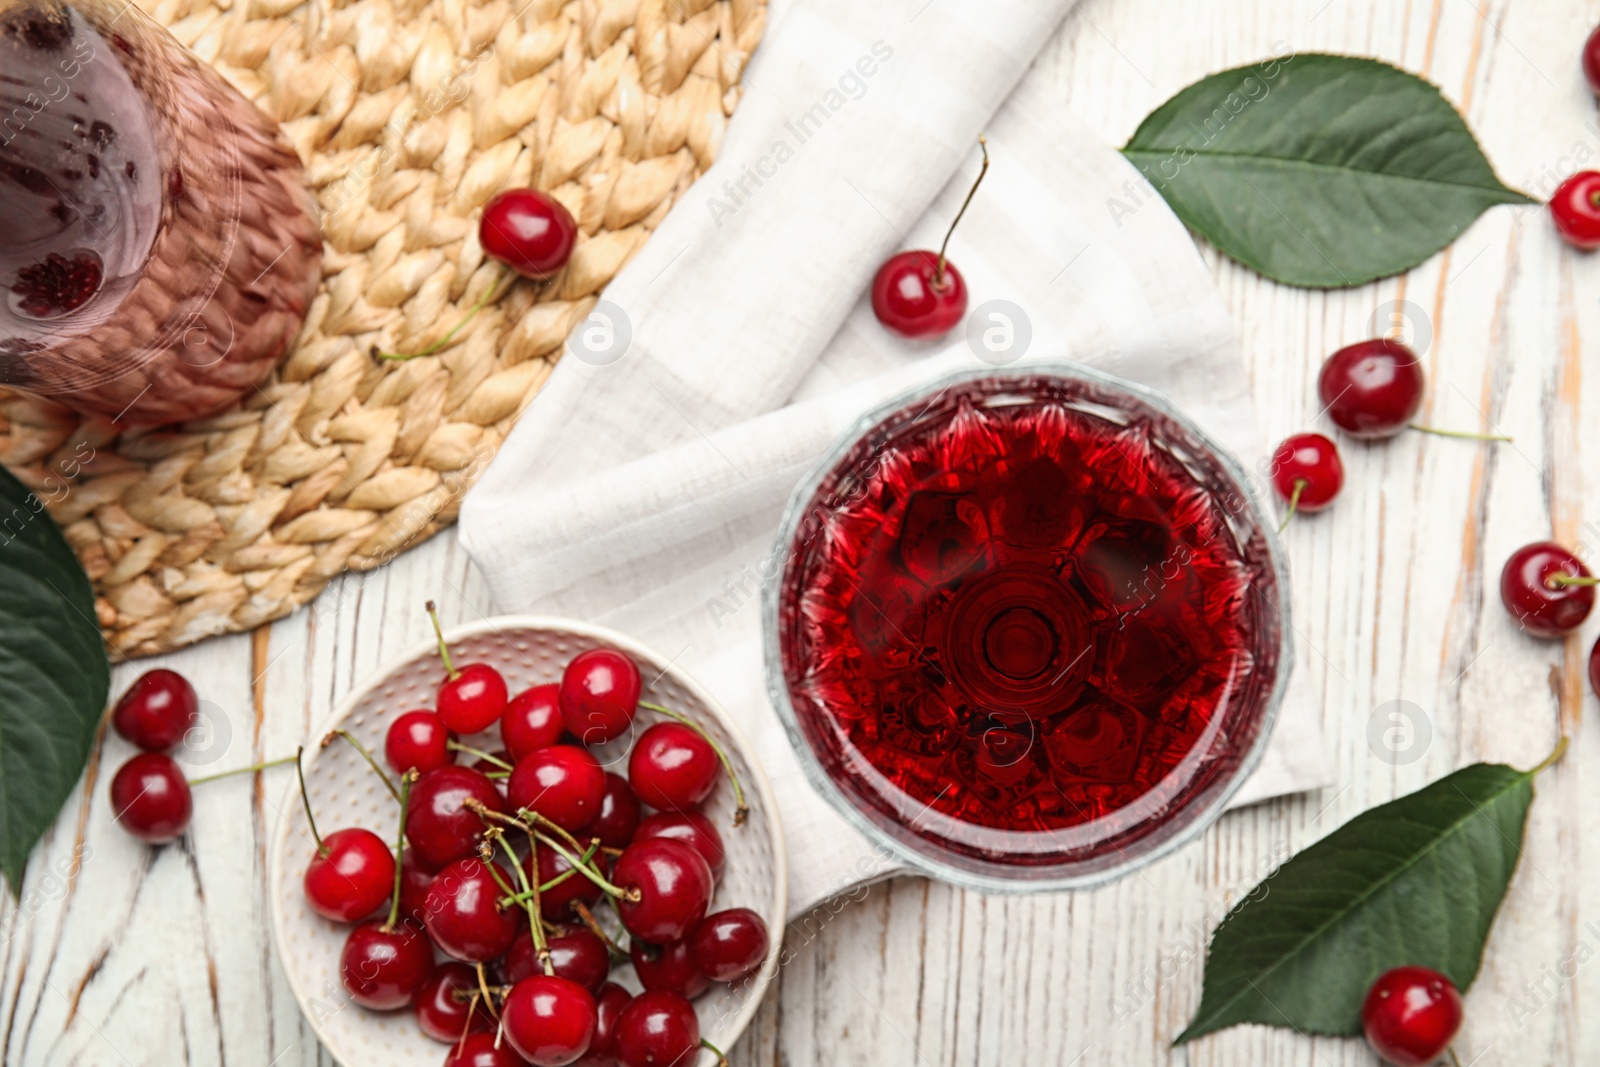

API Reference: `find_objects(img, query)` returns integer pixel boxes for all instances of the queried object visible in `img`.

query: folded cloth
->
[460,0,1334,919]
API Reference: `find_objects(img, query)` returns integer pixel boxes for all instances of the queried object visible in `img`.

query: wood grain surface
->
[5,0,1599,1063]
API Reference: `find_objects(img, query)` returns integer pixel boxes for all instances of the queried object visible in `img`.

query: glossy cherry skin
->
[1270,433,1344,513]
[386,710,453,775]
[416,962,497,1043]
[1551,171,1600,250]
[1500,542,1596,636]
[632,811,725,880]
[502,974,598,1066]
[560,649,641,745]
[303,827,397,923]
[503,927,611,991]
[614,991,699,1067]
[397,848,436,925]
[110,753,193,843]
[576,982,631,1067]
[629,937,709,999]
[612,839,714,944]
[111,669,198,752]
[1318,340,1425,439]
[1590,636,1600,701]
[871,251,967,339]
[591,773,642,849]
[406,766,506,870]
[504,684,566,762]
[628,723,718,812]
[525,842,604,922]
[1587,25,1600,96]
[439,663,510,735]
[339,919,433,1010]
[509,745,607,833]
[423,857,521,962]
[481,189,579,280]
[1361,966,1463,1066]
[447,1031,532,1067]
[690,908,769,983]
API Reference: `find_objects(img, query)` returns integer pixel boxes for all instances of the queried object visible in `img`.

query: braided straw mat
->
[0,0,766,658]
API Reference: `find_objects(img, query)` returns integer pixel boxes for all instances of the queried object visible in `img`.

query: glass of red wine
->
[765,363,1292,891]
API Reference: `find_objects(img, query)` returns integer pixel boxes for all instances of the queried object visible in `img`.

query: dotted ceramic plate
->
[268,616,786,1066]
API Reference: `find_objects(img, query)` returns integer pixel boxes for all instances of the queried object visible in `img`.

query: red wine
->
[776,373,1283,870]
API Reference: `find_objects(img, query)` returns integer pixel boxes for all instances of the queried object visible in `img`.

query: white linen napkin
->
[459,0,1334,918]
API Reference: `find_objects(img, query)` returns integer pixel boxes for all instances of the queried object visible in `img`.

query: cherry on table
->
[690,908,770,984]
[1500,542,1596,636]
[629,722,719,812]
[1270,433,1344,524]
[525,840,605,922]
[634,809,726,881]
[629,936,709,999]
[481,188,579,280]
[415,961,497,1043]
[422,857,521,963]
[406,765,506,870]
[504,683,566,761]
[591,772,642,849]
[303,827,396,923]
[1317,340,1424,439]
[560,648,642,745]
[1551,171,1600,250]
[1361,965,1463,1067]
[447,1031,533,1067]
[579,982,632,1067]
[613,838,714,944]
[502,973,598,1067]
[111,668,198,752]
[385,710,452,775]
[508,744,607,834]
[614,991,700,1067]
[110,753,193,843]
[339,918,433,1010]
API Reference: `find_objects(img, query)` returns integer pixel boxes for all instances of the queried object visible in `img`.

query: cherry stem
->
[569,899,627,957]
[474,961,500,1020]
[638,701,749,827]
[426,600,459,680]
[294,745,325,855]
[533,830,634,900]
[383,771,415,931]
[1529,735,1570,776]
[507,834,553,974]
[502,840,599,901]
[1408,423,1513,443]
[1448,1048,1463,1067]
[448,741,513,771]
[468,801,636,899]
[934,134,988,288]
[1547,574,1600,588]
[187,754,298,787]
[1276,479,1306,535]
[700,1038,730,1067]
[322,729,402,803]
[372,267,509,361]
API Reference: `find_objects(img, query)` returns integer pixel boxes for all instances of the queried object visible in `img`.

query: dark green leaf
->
[1123,54,1534,288]
[0,465,108,892]
[1176,760,1539,1044]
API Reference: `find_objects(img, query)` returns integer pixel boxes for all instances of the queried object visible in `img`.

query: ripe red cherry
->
[1500,542,1596,636]
[386,710,452,775]
[559,648,641,745]
[110,753,193,843]
[525,842,604,922]
[415,962,496,1043]
[447,1031,533,1067]
[481,188,579,280]
[440,663,511,735]
[870,251,968,339]
[509,745,607,833]
[1550,171,1600,250]
[1590,636,1600,700]
[1586,25,1600,96]
[111,669,198,752]
[612,838,714,943]
[423,857,520,962]
[303,827,396,922]
[1317,340,1424,439]
[508,927,611,991]
[1361,966,1463,1066]
[690,908,770,983]
[504,683,566,761]
[578,982,632,1067]
[633,811,725,880]
[614,991,699,1067]
[629,937,709,999]
[1271,433,1344,516]
[406,766,505,870]
[397,848,435,925]
[339,919,433,1010]
[591,773,642,849]
[502,974,598,1066]
[628,723,718,811]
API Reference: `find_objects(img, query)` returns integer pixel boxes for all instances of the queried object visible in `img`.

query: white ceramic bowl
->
[269,616,787,1067]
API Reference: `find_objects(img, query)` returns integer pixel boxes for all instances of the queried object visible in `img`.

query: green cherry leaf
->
[1123,53,1534,288]
[1175,750,1558,1044]
[0,465,109,892]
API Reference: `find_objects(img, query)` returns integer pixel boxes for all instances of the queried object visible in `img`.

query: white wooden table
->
[6,0,1599,1063]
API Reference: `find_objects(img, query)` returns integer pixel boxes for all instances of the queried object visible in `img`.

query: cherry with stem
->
[295,745,324,855]
[933,134,988,291]
[569,900,627,958]
[638,701,748,825]
[382,771,417,932]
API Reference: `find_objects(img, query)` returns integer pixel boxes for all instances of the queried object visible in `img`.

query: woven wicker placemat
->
[0,0,765,657]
